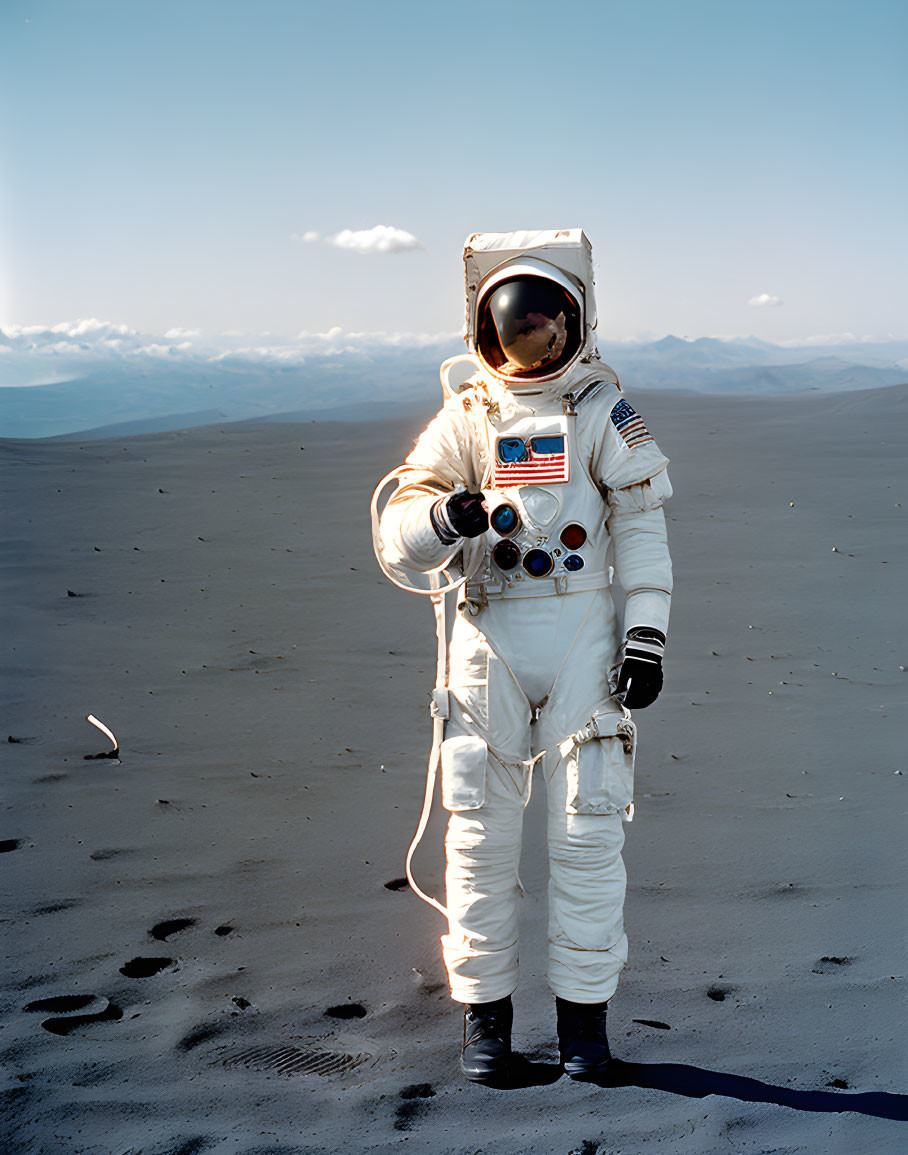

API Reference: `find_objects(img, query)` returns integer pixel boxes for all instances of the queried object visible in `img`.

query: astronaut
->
[373,230,673,1084]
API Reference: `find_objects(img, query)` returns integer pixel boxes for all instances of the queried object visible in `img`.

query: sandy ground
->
[2,386,906,1154]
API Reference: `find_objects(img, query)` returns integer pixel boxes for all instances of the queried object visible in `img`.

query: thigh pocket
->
[564,718,636,816]
[440,734,488,811]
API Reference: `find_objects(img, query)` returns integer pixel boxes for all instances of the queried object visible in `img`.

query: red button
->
[559,523,587,550]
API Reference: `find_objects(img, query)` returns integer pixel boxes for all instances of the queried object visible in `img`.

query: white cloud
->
[3,324,51,337]
[326,225,424,254]
[294,325,344,341]
[210,344,306,363]
[58,318,131,337]
[164,327,200,339]
[129,343,182,358]
[292,225,424,253]
[292,326,459,350]
[748,293,784,308]
[3,318,136,339]
[343,328,460,348]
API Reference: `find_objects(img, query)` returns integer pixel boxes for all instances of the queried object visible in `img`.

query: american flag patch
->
[492,433,570,486]
[610,399,653,449]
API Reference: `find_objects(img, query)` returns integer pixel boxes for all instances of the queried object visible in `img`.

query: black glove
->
[430,490,488,544]
[614,626,666,709]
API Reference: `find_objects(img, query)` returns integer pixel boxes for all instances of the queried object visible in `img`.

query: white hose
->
[403,579,450,917]
[370,472,466,916]
[369,469,470,597]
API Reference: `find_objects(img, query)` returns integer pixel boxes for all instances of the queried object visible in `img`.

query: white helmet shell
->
[463,229,599,385]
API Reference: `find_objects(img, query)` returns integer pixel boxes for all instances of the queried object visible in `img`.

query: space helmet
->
[464,231,595,384]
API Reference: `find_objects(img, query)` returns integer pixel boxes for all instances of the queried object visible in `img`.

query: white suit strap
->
[562,379,607,414]
[466,568,611,603]
[556,704,636,761]
[403,588,450,918]
[554,703,637,822]
[562,368,620,415]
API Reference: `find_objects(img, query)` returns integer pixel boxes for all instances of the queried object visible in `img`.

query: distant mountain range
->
[1,323,906,439]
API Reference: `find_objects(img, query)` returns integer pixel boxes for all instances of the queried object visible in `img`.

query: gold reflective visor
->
[476,275,582,379]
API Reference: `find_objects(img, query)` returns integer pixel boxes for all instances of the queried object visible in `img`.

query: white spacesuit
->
[373,229,672,1083]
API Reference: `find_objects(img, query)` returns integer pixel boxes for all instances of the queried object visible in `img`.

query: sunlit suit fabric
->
[378,231,673,1004]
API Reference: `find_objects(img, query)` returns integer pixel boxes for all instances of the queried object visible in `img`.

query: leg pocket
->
[565,732,635,816]
[441,734,488,812]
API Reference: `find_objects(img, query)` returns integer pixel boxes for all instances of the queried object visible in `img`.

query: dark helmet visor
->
[476,274,583,378]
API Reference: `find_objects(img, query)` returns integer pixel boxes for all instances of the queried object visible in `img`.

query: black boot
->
[460,995,513,1084]
[555,996,611,1081]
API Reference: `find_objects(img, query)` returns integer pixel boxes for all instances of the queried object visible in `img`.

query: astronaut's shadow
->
[501,1055,908,1120]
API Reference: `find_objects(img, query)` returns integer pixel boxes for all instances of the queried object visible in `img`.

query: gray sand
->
[2,387,906,1153]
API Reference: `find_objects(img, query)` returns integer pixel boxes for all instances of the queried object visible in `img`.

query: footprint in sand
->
[25,994,103,1014]
[219,1042,372,1076]
[31,900,81,915]
[119,956,176,978]
[812,955,855,974]
[394,1083,435,1131]
[23,994,123,1035]
[179,1022,230,1052]
[150,917,198,941]
[325,1002,367,1020]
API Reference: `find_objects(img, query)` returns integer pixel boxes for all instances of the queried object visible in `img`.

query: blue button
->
[523,549,554,578]
[490,504,520,535]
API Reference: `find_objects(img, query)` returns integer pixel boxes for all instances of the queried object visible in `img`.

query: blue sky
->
[2,0,906,344]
